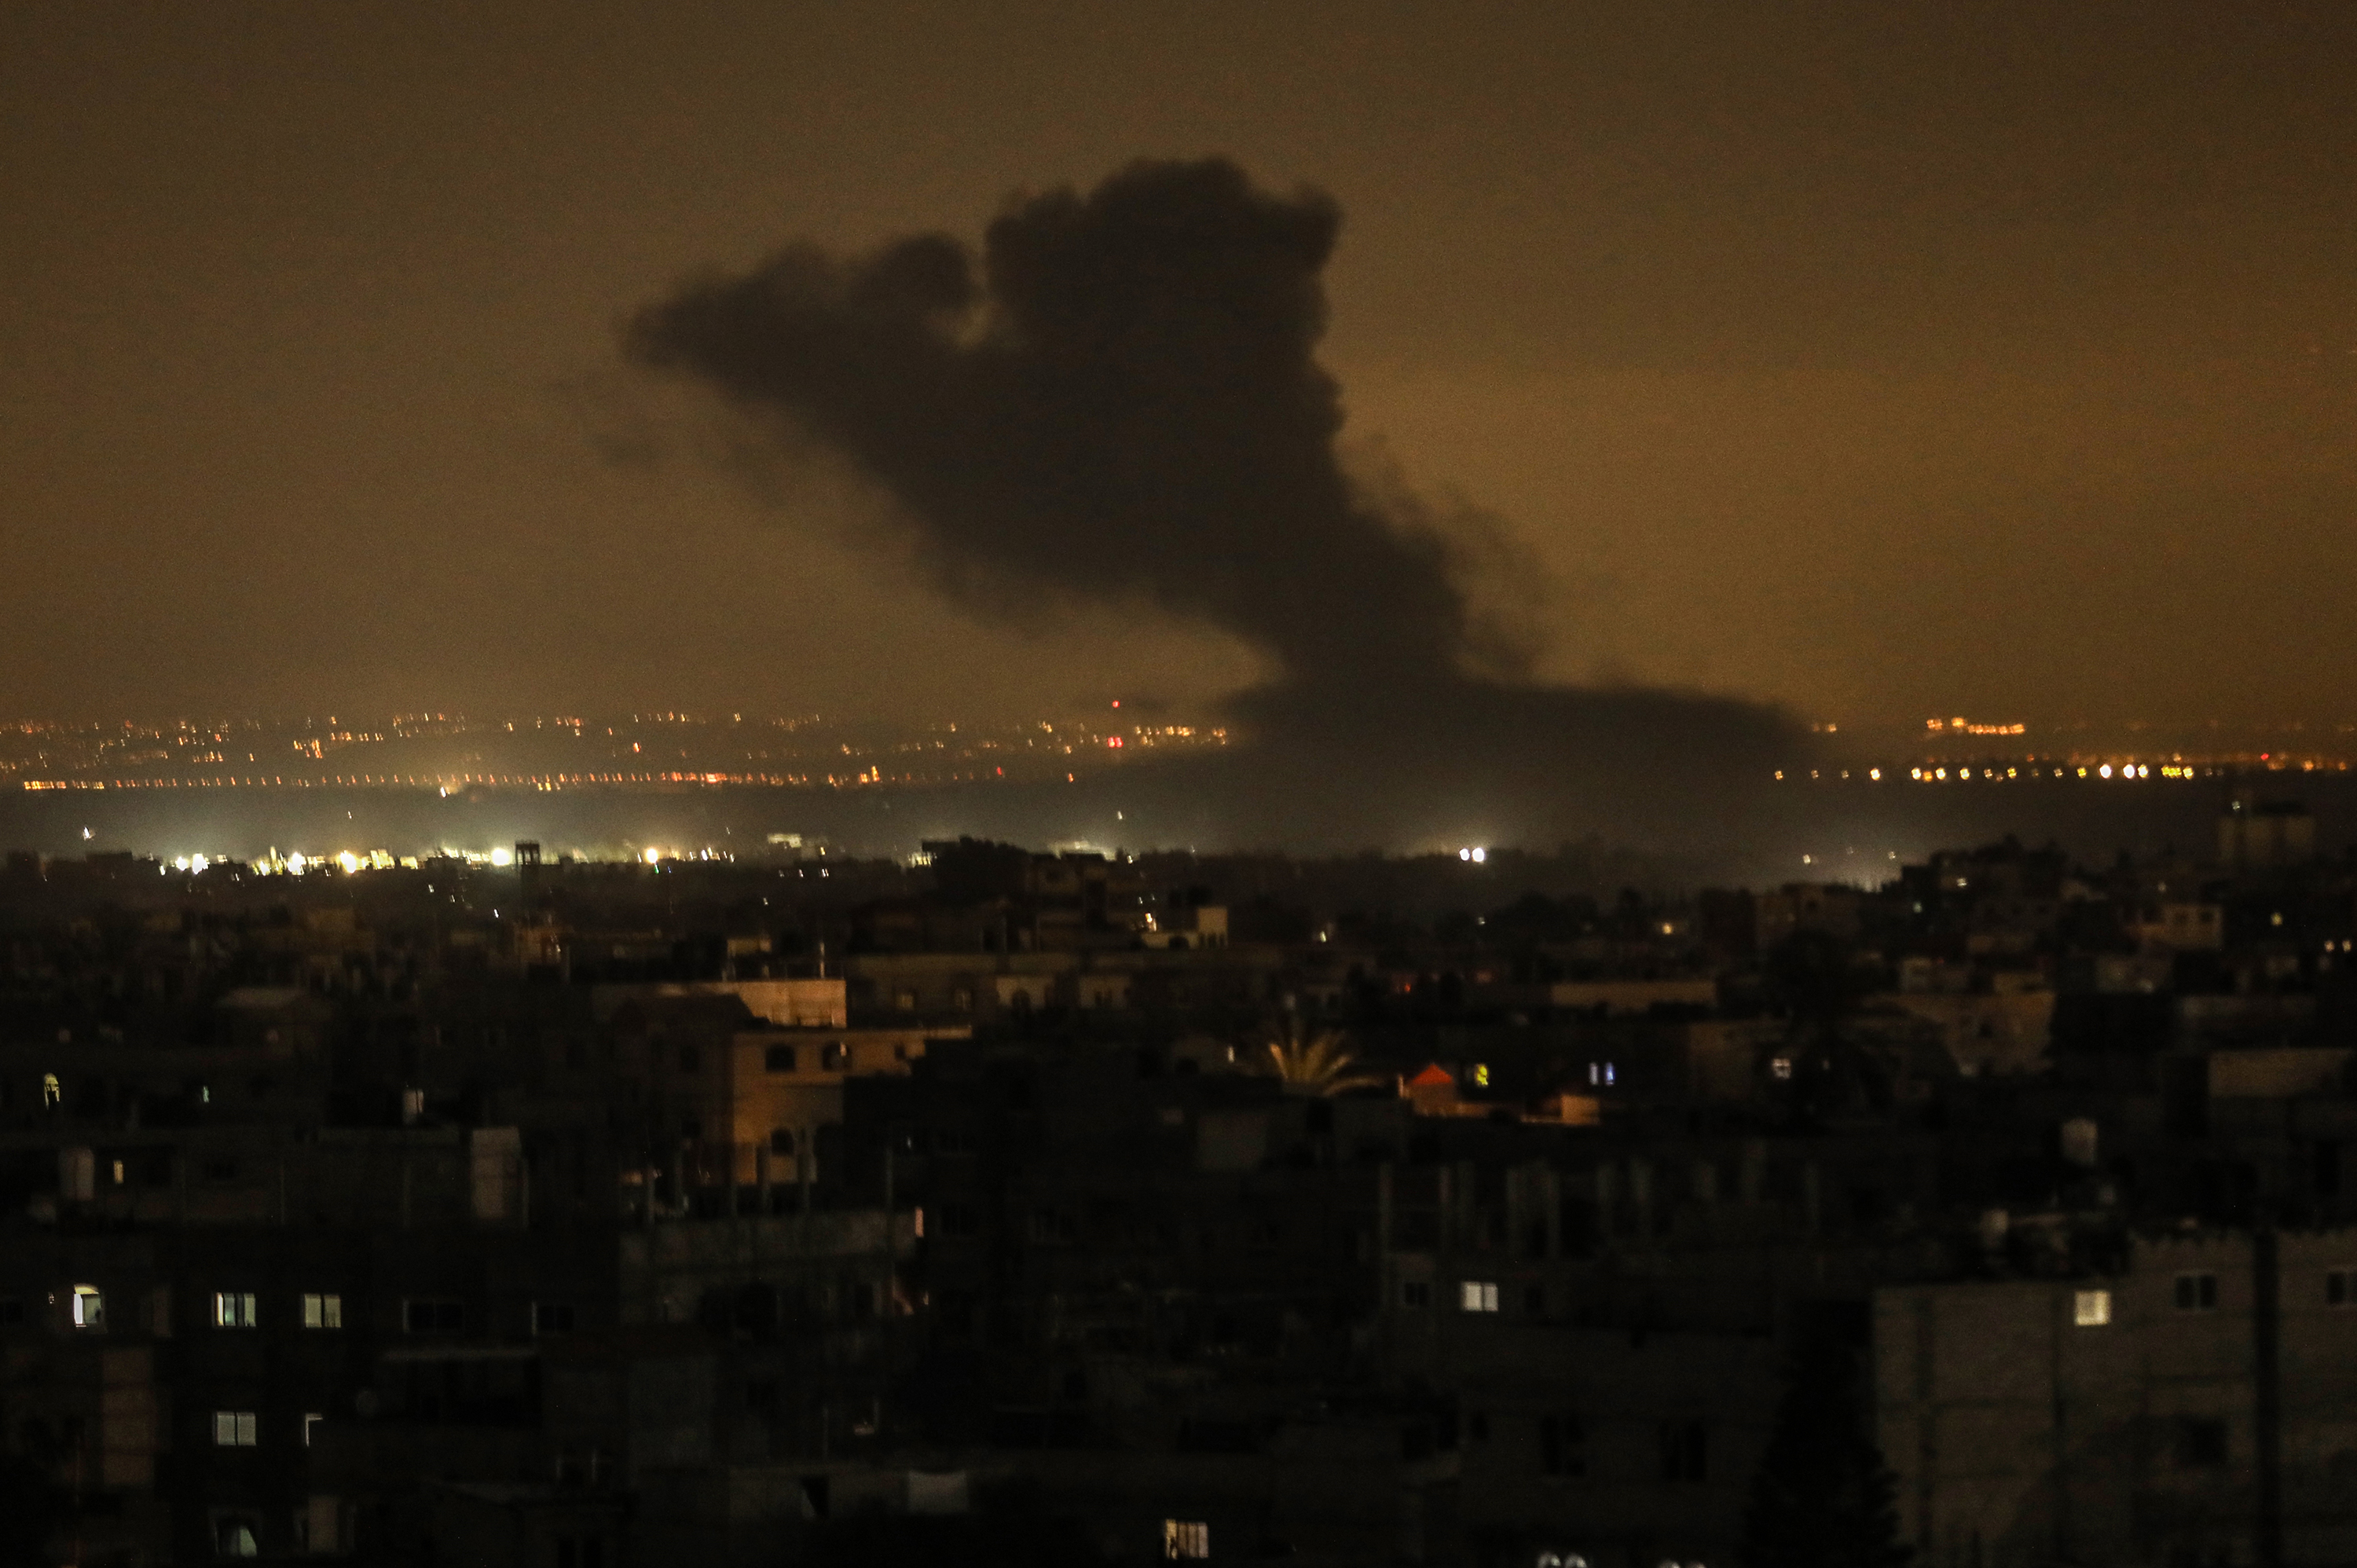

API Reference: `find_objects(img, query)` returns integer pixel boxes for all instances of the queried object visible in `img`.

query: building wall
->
[1875,1231,2357,1568]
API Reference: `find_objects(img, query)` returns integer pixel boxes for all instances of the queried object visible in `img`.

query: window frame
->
[401,1298,465,1335]
[1658,1417,1708,1482]
[2174,1415,2230,1469]
[1162,1519,1211,1560]
[2172,1271,2220,1313]
[213,1291,258,1329]
[212,1511,262,1559]
[1539,1412,1587,1478]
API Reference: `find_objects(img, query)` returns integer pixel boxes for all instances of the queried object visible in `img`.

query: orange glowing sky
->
[3,1,2352,728]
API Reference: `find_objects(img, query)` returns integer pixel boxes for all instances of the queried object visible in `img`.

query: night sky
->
[5,2,2352,731]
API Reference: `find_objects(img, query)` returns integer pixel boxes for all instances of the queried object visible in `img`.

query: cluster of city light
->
[250,848,410,874]
[1926,716,2027,735]
[1769,756,2344,786]
[1904,762,2189,782]
[632,847,738,866]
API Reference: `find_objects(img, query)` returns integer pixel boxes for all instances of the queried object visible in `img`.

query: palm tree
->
[1259,1020,1383,1097]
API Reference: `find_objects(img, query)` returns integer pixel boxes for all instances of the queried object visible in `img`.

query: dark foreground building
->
[4,830,2357,1566]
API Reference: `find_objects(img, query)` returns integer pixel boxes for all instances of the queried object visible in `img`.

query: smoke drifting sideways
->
[628,158,1815,852]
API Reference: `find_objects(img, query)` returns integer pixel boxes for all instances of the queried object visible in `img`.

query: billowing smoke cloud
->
[629,158,1812,850]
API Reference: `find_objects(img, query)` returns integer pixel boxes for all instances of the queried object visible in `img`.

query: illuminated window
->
[214,1515,260,1558]
[1770,1057,1793,1081]
[1460,1280,1501,1313]
[213,1410,258,1447]
[70,1285,104,1330]
[2073,1289,2112,1327]
[41,1073,60,1108]
[2173,1273,2219,1313]
[1472,1064,1490,1087]
[213,1291,258,1328]
[301,1293,342,1330]
[1163,1520,1210,1559]
[303,1412,324,1447]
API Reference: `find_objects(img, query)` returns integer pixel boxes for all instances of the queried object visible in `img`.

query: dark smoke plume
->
[629,159,1812,850]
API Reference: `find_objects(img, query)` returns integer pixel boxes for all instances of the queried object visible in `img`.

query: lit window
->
[301,1293,343,1330]
[1460,1280,1501,1313]
[2173,1272,2219,1312]
[41,1073,61,1108]
[214,1291,258,1328]
[213,1409,258,1447]
[1472,1064,1490,1087]
[1163,1520,1210,1559]
[214,1517,260,1558]
[2073,1289,2112,1327]
[1770,1057,1793,1081]
[304,1412,324,1447]
[70,1285,104,1330]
